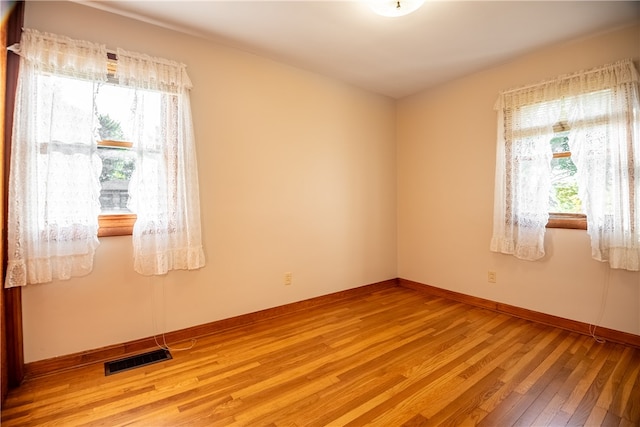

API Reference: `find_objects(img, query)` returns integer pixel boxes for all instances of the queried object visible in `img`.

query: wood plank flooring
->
[2,285,639,426]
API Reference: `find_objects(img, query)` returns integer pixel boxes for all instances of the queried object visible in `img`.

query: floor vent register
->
[104,348,172,376]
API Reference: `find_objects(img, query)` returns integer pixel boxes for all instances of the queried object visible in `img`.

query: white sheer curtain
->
[491,59,640,270]
[569,63,640,270]
[116,48,206,275]
[5,29,105,287]
[490,98,559,260]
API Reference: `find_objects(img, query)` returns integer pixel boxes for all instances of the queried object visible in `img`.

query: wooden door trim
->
[2,0,25,392]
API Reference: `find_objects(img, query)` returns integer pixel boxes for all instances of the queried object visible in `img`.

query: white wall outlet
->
[488,271,497,283]
[284,272,292,285]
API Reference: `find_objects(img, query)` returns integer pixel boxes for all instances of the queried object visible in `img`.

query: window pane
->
[95,83,136,142]
[549,134,583,214]
[550,156,582,214]
[95,82,163,146]
[550,134,570,153]
[98,146,136,213]
[37,74,96,147]
[95,84,162,214]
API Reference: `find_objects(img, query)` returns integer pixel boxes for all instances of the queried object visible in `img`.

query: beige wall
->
[397,22,640,336]
[22,1,398,362]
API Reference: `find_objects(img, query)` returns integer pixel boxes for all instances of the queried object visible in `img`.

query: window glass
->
[36,73,95,147]
[94,83,162,214]
[97,146,136,213]
[37,77,164,216]
[549,133,583,214]
[95,83,135,141]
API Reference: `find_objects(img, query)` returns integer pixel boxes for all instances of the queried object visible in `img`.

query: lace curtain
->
[5,29,105,287]
[116,48,206,275]
[5,29,206,287]
[491,59,640,270]
[490,98,559,260]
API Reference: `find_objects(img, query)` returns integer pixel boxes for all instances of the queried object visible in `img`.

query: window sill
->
[547,213,587,230]
[98,213,136,237]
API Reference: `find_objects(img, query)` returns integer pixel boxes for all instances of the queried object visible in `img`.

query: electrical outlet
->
[284,272,292,286]
[488,271,497,283]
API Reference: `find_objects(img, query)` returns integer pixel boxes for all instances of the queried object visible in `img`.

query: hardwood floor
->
[2,285,639,426]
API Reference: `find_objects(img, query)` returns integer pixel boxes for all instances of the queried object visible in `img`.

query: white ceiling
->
[81,1,640,98]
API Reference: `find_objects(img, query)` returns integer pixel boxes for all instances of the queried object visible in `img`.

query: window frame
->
[547,212,587,230]
[98,213,136,237]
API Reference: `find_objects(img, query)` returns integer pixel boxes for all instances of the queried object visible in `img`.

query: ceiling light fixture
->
[369,0,425,17]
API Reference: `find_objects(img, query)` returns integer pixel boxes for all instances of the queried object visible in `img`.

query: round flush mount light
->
[369,0,425,17]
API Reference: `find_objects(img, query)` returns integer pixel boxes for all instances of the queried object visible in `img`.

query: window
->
[547,124,587,230]
[5,28,206,287]
[39,74,162,236]
[491,59,640,270]
[94,79,162,236]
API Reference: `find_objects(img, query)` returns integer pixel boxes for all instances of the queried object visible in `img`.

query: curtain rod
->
[499,58,635,96]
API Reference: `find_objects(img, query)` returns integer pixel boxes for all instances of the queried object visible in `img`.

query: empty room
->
[1,0,639,425]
